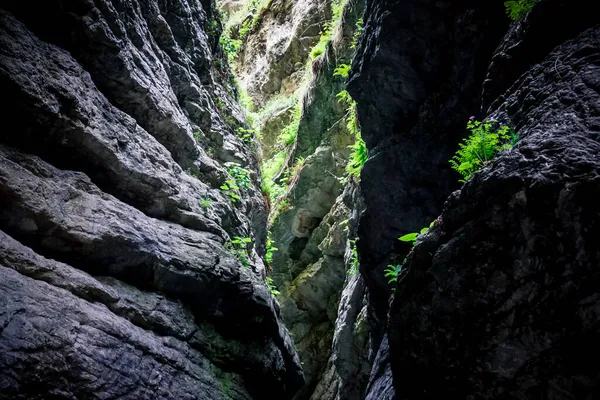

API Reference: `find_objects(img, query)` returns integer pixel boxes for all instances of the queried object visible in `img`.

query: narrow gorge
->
[1,0,599,399]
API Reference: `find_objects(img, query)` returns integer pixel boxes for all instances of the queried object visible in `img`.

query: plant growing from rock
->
[384,264,402,284]
[351,18,363,49]
[227,236,252,267]
[398,221,436,246]
[348,239,359,275]
[265,276,280,295]
[333,63,351,78]
[310,0,346,59]
[235,127,255,145]
[219,31,242,64]
[220,179,241,203]
[265,235,278,264]
[200,197,213,210]
[449,117,518,183]
[504,0,535,20]
[224,162,252,189]
[336,89,367,178]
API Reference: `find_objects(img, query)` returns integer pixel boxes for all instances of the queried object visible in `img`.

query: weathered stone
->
[236,0,331,106]
[0,1,303,397]
[349,0,600,397]
[385,23,600,400]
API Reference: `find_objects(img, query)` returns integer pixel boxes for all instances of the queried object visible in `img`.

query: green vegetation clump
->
[265,276,280,295]
[333,63,351,78]
[449,117,518,183]
[200,197,213,210]
[384,264,402,284]
[227,236,252,267]
[224,162,252,189]
[310,0,346,59]
[348,239,359,275]
[235,127,256,145]
[265,235,278,264]
[351,18,363,49]
[219,32,242,64]
[278,105,301,146]
[336,90,366,177]
[220,179,241,203]
[504,0,535,20]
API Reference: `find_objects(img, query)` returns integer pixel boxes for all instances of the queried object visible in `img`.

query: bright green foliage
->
[351,18,364,49]
[265,276,280,296]
[333,63,351,78]
[504,0,535,20]
[265,235,278,264]
[238,0,271,39]
[220,179,241,203]
[278,104,301,146]
[235,127,255,145]
[336,90,366,177]
[227,236,252,267]
[449,118,517,183]
[346,132,367,177]
[219,32,242,64]
[384,264,402,284]
[398,220,436,246]
[200,197,213,210]
[348,240,359,275]
[261,150,286,202]
[224,162,252,189]
[309,0,345,59]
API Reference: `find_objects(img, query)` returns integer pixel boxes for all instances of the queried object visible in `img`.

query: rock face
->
[349,0,600,397]
[263,0,368,396]
[0,1,303,398]
[235,0,331,106]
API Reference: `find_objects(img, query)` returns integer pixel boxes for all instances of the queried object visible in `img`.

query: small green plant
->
[351,18,363,49]
[398,220,436,246]
[449,117,517,183]
[200,197,213,210]
[235,127,255,145]
[265,235,278,264]
[278,104,301,146]
[227,236,252,267]
[504,0,535,20]
[224,162,252,189]
[336,90,366,177]
[309,0,345,59]
[384,264,402,284]
[333,63,351,78]
[346,132,367,177]
[220,179,241,203]
[348,239,359,275]
[219,31,242,64]
[265,276,280,295]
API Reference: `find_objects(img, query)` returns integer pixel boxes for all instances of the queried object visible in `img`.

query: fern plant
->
[336,90,367,178]
[265,276,280,296]
[333,63,351,78]
[384,264,402,284]
[348,240,359,275]
[227,236,252,267]
[265,235,278,264]
[449,117,517,183]
[504,0,535,20]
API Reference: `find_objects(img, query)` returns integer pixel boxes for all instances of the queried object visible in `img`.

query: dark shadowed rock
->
[0,1,303,398]
[386,23,600,399]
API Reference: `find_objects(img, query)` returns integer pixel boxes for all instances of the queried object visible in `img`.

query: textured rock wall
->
[350,0,600,398]
[0,1,303,398]
[263,0,369,397]
[235,0,331,106]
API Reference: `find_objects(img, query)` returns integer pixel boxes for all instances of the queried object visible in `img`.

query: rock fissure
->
[2,0,600,398]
